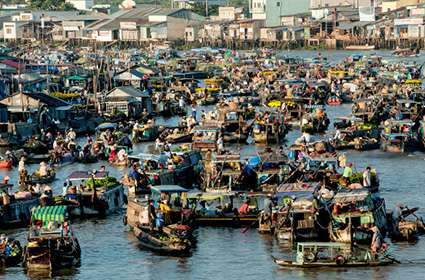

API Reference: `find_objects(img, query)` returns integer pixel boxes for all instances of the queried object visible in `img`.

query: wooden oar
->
[383,254,401,264]
[241,215,260,233]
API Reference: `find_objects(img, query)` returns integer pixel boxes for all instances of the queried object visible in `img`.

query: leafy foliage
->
[28,0,76,11]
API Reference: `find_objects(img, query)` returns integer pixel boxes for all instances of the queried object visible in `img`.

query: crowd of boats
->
[1,45,425,273]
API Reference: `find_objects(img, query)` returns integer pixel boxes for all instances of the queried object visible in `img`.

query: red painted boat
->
[327,97,342,106]
[0,160,12,169]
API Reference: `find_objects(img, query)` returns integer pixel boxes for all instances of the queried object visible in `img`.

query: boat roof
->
[333,189,370,204]
[193,126,220,131]
[150,185,188,193]
[128,153,168,163]
[67,171,109,181]
[96,122,117,130]
[297,242,350,248]
[32,206,68,223]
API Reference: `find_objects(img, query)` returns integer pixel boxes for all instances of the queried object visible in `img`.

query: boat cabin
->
[331,189,387,244]
[192,126,220,151]
[64,170,126,216]
[204,154,242,192]
[381,119,417,153]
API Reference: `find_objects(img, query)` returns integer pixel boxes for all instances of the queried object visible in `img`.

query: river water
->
[2,50,425,280]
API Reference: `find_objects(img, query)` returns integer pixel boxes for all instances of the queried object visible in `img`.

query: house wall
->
[265,0,309,27]
[151,24,168,39]
[185,26,200,41]
[251,0,266,19]
[3,22,17,39]
[140,26,151,41]
[239,21,264,40]
[95,30,114,41]
[167,17,191,40]
[381,1,398,12]
[219,7,236,21]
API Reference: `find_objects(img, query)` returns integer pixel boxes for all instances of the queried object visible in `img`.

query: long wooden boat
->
[0,186,39,229]
[273,257,393,267]
[29,170,56,184]
[345,45,375,51]
[273,242,395,268]
[0,160,12,169]
[133,227,191,255]
[24,206,81,271]
[55,171,126,218]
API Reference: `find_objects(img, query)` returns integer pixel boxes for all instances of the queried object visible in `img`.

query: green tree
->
[29,0,76,11]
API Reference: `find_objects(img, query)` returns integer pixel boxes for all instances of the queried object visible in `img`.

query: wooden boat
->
[345,45,375,51]
[0,185,39,229]
[24,206,81,271]
[26,154,50,164]
[381,120,418,153]
[23,140,49,155]
[0,238,23,267]
[273,242,395,268]
[192,126,220,152]
[57,171,126,218]
[0,159,12,169]
[125,185,193,228]
[331,189,387,244]
[30,169,56,184]
[188,192,262,227]
[164,132,193,144]
[392,48,420,57]
[133,227,191,255]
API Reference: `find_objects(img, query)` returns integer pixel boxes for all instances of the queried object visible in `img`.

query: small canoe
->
[0,160,12,169]
[345,45,375,51]
[30,171,56,184]
[134,227,191,255]
[273,257,394,268]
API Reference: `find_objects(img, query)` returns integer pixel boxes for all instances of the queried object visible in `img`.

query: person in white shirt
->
[18,157,26,173]
[362,166,371,188]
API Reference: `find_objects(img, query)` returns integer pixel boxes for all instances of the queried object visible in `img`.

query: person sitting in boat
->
[66,128,76,142]
[43,185,53,198]
[66,186,78,201]
[108,145,117,163]
[38,161,48,177]
[116,148,128,165]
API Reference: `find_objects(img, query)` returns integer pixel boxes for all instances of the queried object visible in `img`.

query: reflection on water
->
[3,50,425,279]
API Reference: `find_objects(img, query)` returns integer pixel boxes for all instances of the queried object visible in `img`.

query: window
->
[6,28,12,34]
[277,2,280,6]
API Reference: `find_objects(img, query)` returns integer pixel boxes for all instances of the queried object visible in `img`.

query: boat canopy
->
[96,122,117,131]
[32,206,68,223]
[67,171,109,181]
[150,185,188,193]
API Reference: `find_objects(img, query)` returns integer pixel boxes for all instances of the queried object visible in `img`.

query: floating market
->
[0,44,425,279]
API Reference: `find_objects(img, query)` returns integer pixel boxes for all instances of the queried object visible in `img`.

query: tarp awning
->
[32,206,67,222]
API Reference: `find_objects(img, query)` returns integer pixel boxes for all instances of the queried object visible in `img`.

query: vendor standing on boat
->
[18,156,26,174]
[362,166,371,188]
[371,226,383,257]
[342,162,353,185]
